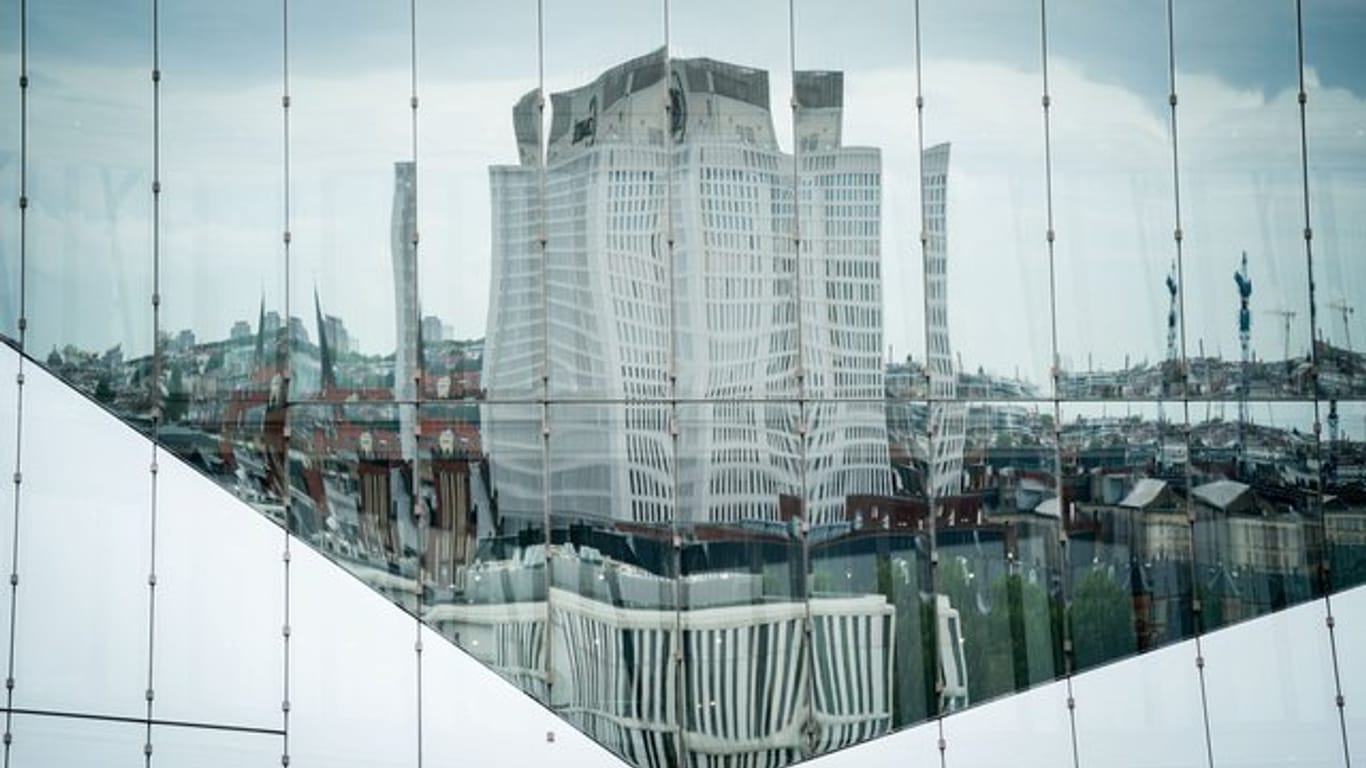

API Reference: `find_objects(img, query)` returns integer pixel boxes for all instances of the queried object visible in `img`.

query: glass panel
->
[426,401,547,701]
[1176,1,1308,399]
[415,6,538,397]
[288,402,419,613]
[289,0,411,402]
[27,0,153,424]
[153,453,284,729]
[1191,401,1324,633]
[1049,0,1175,399]
[919,1,1049,398]
[794,0,921,386]
[159,0,284,507]
[0,0,17,339]
[1062,399,1193,668]
[802,399,901,755]
[801,713,940,768]
[1202,595,1341,766]
[421,624,624,766]
[940,678,1072,765]
[547,403,676,763]
[152,726,281,768]
[1303,3,1366,402]
[1071,638,1207,766]
[288,538,417,767]
[1335,583,1366,760]
[14,359,150,718]
[9,713,143,766]
[676,400,805,764]
[935,400,1064,706]
[1325,399,1366,592]
[539,2,665,402]
[670,0,798,403]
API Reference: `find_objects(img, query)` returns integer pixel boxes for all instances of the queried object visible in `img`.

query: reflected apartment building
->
[470,50,904,764]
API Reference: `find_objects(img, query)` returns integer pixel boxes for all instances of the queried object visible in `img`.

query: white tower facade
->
[921,143,965,499]
[484,50,890,527]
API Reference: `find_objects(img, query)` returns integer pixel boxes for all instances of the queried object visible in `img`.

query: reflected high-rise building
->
[482,49,891,527]
[392,161,419,462]
[921,143,966,498]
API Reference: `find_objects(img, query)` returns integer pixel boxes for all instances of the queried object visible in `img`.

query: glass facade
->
[1,1,1364,766]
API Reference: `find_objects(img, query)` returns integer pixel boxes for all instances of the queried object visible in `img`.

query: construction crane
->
[1329,298,1355,352]
[1262,308,1297,363]
[1234,253,1252,476]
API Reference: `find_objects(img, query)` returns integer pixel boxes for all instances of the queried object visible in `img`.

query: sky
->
[1,0,1364,391]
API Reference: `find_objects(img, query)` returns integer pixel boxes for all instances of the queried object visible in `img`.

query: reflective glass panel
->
[152,726,281,768]
[1191,401,1324,632]
[9,713,143,766]
[289,0,411,402]
[1176,1,1308,399]
[427,401,548,701]
[676,400,805,763]
[540,1,665,402]
[548,402,676,762]
[159,0,284,503]
[1049,0,1175,399]
[0,0,17,339]
[803,398,910,752]
[153,453,284,729]
[288,402,419,614]
[800,711,940,768]
[26,0,153,425]
[288,539,417,767]
[919,1,1050,398]
[1062,399,1193,666]
[1201,595,1341,766]
[1325,399,1366,592]
[14,358,150,718]
[794,0,921,378]
[415,7,533,405]
[670,0,798,403]
[1303,3,1366,402]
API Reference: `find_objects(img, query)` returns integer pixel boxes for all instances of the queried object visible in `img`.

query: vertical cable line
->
[661,1,686,761]
[279,1,293,765]
[144,0,163,763]
[407,0,424,764]
[1037,3,1080,766]
[534,0,553,702]
[787,1,818,756]
[1293,3,1351,765]
[4,2,29,762]
[1163,4,1216,767]
[911,4,946,764]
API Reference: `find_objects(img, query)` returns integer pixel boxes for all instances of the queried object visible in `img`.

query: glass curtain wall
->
[0,0,1362,766]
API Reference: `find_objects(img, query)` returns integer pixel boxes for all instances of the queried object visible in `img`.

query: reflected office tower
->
[392,161,418,463]
[922,143,966,498]
[484,49,890,526]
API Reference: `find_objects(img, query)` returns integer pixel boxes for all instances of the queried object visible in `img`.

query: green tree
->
[1070,568,1136,671]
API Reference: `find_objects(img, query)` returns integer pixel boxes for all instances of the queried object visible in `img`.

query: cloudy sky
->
[1,0,1363,392]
